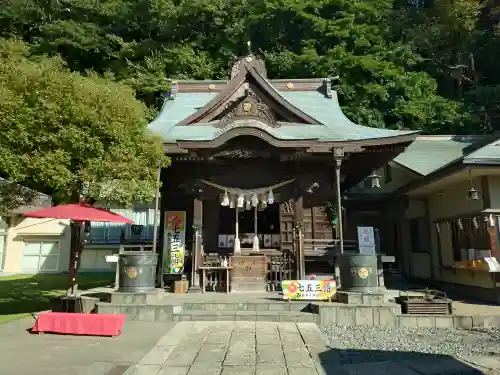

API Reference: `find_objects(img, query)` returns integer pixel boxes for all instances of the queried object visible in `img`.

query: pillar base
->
[252,235,260,252]
[234,237,241,253]
[187,285,203,294]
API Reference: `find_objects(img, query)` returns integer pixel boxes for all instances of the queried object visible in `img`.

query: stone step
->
[181,302,314,312]
[175,310,319,323]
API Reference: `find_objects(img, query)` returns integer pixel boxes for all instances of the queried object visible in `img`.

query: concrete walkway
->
[123,322,498,375]
[1,319,499,375]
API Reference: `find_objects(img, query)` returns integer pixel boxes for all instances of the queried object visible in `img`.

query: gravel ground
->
[320,325,500,356]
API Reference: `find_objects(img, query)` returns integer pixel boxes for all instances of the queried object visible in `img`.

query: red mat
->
[32,312,126,337]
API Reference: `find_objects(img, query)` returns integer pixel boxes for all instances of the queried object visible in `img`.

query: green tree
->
[0,38,168,208]
[0,0,481,133]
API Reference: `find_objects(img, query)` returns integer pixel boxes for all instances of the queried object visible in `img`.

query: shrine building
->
[148,52,419,289]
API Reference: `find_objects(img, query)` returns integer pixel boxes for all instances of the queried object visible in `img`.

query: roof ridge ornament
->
[324,76,339,98]
[164,79,178,100]
[230,41,267,79]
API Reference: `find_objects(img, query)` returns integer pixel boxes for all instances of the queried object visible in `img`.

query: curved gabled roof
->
[148,55,418,149]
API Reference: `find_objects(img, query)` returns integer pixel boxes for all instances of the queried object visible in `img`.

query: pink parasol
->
[24,203,134,297]
[24,203,133,224]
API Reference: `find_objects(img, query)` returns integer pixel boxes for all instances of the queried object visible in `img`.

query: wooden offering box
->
[230,255,268,292]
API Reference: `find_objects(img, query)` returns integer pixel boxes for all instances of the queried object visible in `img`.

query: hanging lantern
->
[221,190,229,206]
[467,169,479,201]
[245,200,251,210]
[237,194,244,208]
[367,171,381,189]
[457,218,463,230]
[467,187,479,201]
[251,194,258,207]
[435,222,440,233]
[267,188,274,205]
[229,196,235,208]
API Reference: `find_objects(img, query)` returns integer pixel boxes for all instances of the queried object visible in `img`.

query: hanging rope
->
[200,178,295,196]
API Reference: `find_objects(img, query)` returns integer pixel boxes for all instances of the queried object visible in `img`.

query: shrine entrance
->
[153,50,418,293]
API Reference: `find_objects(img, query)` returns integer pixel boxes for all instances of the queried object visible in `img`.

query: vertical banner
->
[357,226,376,255]
[163,211,186,274]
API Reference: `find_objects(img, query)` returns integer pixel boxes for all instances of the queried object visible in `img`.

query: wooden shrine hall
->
[148,51,419,292]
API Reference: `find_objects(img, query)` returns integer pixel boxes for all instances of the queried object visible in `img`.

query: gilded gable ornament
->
[243,102,252,112]
[220,89,278,127]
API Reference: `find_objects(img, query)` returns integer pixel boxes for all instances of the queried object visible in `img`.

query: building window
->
[89,207,157,243]
[410,217,430,252]
[384,165,392,184]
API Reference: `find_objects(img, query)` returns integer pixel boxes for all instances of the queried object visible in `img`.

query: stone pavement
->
[1,318,499,375]
[124,322,498,375]
[0,318,171,375]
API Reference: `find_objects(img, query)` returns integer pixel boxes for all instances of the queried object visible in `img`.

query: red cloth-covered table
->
[32,312,126,337]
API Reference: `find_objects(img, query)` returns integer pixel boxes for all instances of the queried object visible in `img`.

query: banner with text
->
[282,280,337,300]
[163,211,186,274]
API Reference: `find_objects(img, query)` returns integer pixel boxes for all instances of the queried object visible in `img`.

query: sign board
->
[105,255,119,263]
[357,226,376,255]
[484,257,500,272]
[230,255,267,293]
[282,280,337,300]
[163,211,186,274]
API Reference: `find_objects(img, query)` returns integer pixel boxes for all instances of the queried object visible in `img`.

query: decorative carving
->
[230,53,267,79]
[208,84,216,90]
[281,199,295,214]
[286,82,294,89]
[231,59,242,79]
[220,89,278,127]
[210,149,271,159]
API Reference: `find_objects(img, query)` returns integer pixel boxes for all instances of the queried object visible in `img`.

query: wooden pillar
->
[188,198,203,292]
[295,196,304,279]
[333,148,344,288]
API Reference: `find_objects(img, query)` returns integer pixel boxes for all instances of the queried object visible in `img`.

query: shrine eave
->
[148,54,419,152]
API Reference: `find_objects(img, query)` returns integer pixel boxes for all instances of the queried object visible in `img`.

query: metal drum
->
[339,253,379,292]
[118,252,158,293]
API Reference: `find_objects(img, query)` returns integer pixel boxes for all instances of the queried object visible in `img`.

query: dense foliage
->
[0,0,499,207]
[0,38,167,207]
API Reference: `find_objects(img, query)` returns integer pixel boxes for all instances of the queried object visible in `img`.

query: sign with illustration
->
[163,211,186,274]
[282,280,337,300]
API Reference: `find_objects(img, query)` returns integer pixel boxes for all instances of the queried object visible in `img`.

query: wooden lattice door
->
[280,199,295,253]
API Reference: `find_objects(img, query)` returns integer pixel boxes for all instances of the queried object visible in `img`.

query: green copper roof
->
[464,139,500,164]
[394,136,485,175]
[148,89,416,143]
[149,93,218,139]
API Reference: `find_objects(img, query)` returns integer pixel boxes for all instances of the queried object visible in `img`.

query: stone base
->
[187,285,203,294]
[230,278,267,293]
[110,288,163,305]
[337,290,386,305]
[50,295,100,313]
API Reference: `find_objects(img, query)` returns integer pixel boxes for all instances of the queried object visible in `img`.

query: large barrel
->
[338,253,379,292]
[118,252,158,293]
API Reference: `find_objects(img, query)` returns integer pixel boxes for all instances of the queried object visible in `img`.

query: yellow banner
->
[282,280,337,300]
[163,211,186,274]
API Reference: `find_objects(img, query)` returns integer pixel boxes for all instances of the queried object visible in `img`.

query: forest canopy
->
[1,0,499,136]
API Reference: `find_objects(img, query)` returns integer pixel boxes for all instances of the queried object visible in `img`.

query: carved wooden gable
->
[219,88,281,127]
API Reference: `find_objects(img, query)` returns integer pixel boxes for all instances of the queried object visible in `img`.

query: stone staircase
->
[93,290,500,328]
[96,295,320,323]
[174,302,318,322]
